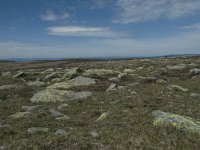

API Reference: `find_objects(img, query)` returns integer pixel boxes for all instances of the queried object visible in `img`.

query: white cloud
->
[40,10,70,21]
[1,30,200,59]
[113,0,200,23]
[47,26,127,38]
[181,23,200,30]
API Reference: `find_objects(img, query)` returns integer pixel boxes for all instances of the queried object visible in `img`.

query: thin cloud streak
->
[47,26,128,38]
[40,10,70,21]
[113,0,200,23]
[1,30,200,59]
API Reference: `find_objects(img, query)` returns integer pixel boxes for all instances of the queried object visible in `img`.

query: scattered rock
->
[55,116,70,121]
[64,67,84,79]
[45,72,59,80]
[123,69,136,74]
[27,81,45,87]
[55,129,68,136]
[190,93,200,97]
[0,84,19,90]
[156,79,167,83]
[0,124,11,129]
[22,105,42,112]
[106,83,118,92]
[118,73,128,80]
[152,110,200,134]
[83,69,120,77]
[12,71,25,79]
[166,64,186,70]
[189,68,200,77]
[106,83,125,92]
[167,85,189,92]
[43,68,54,73]
[11,112,30,118]
[31,89,92,103]
[137,67,144,70]
[90,131,99,138]
[50,109,65,118]
[51,78,61,83]
[130,91,137,95]
[1,72,11,77]
[27,127,49,134]
[96,112,109,122]
[108,77,120,83]
[58,104,69,111]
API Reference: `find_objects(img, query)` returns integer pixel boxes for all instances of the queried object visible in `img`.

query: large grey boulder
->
[83,69,120,77]
[152,110,200,134]
[31,89,92,103]
[47,76,96,90]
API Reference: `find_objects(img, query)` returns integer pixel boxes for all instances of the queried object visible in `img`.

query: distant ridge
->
[0,54,200,62]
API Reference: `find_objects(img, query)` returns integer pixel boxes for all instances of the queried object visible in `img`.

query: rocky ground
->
[0,57,200,149]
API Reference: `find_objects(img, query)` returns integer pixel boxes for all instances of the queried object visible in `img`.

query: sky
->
[0,0,200,59]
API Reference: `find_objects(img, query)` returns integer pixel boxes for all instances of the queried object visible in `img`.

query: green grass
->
[1,58,200,149]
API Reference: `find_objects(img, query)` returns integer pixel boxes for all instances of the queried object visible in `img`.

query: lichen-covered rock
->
[106,83,125,92]
[58,104,69,111]
[83,69,120,77]
[42,68,54,73]
[10,112,30,118]
[108,77,120,83]
[118,73,128,79]
[45,72,59,80]
[0,84,20,90]
[152,110,200,134]
[28,127,49,134]
[64,67,84,79]
[96,112,109,122]
[123,69,136,74]
[1,72,11,77]
[49,109,65,118]
[55,116,70,120]
[31,89,92,103]
[166,64,186,70]
[47,76,96,90]
[190,93,200,97]
[51,78,61,83]
[55,129,68,135]
[189,68,200,77]
[12,71,25,79]
[22,105,42,112]
[27,81,45,87]
[167,84,189,92]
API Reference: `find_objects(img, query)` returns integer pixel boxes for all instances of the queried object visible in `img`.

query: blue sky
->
[0,0,200,59]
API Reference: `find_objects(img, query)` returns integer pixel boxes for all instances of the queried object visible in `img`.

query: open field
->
[1,57,200,149]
